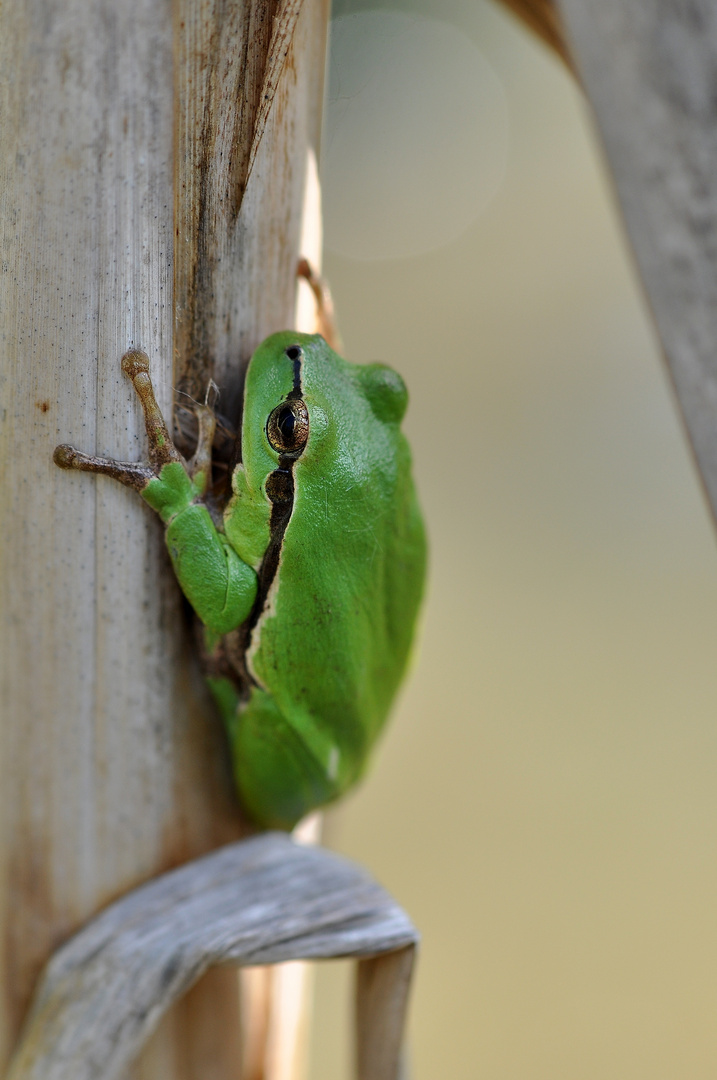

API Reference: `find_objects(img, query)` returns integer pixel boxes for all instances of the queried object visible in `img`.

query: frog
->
[54,331,426,829]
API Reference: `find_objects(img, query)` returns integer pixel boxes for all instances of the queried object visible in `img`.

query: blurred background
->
[308,1,717,1077]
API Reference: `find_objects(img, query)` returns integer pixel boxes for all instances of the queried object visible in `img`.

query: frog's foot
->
[54,350,218,491]
[122,351,218,485]
[297,257,342,353]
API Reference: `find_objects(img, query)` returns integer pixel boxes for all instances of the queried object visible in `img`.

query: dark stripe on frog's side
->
[224,347,305,696]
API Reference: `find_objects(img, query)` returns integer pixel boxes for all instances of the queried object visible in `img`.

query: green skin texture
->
[141,331,425,829]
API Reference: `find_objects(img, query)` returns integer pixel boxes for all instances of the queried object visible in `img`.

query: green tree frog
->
[54,333,426,829]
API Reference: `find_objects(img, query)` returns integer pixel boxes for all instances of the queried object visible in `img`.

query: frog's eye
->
[266,399,309,455]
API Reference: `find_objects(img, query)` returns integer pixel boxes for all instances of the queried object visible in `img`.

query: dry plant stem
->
[555,0,717,529]
[6,833,419,1080]
[356,947,416,1080]
[173,0,330,414]
[0,0,330,1078]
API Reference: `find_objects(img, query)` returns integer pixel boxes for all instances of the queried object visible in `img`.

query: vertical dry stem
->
[0,0,329,1076]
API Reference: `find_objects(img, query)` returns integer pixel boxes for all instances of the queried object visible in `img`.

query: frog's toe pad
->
[53,444,79,469]
[121,349,151,379]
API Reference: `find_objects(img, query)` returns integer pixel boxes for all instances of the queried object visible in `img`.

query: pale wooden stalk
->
[5,833,419,1080]
[173,0,329,410]
[356,947,416,1080]
[553,1,717,529]
[504,0,717,536]
[0,1,329,1078]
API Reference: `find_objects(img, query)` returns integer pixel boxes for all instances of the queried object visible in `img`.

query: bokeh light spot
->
[322,10,509,261]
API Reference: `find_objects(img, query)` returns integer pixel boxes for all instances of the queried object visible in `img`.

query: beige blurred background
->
[307,1,717,1077]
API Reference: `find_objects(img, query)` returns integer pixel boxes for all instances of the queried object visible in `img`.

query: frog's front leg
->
[53,350,184,486]
[54,350,257,637]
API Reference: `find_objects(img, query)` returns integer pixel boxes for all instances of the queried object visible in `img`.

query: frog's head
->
[241,331,409,497]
